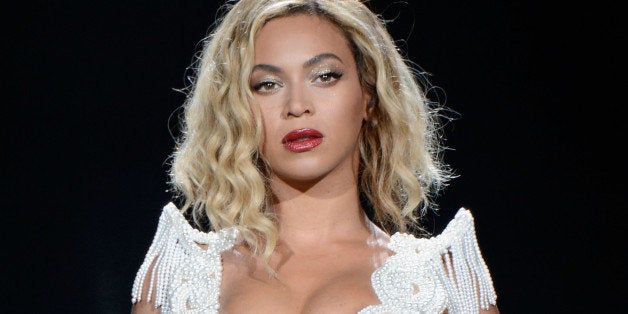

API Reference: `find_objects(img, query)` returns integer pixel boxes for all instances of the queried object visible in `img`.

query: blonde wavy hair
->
[170,0,450,261]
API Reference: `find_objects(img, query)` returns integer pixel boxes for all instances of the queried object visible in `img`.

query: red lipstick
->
[282,128,323,152]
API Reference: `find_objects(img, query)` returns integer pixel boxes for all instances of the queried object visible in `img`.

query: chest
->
[219,248,383,313]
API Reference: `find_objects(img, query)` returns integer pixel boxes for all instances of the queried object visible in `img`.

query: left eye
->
[315,71,342,84]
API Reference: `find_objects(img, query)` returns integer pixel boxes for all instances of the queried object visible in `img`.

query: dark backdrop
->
[6,0,623,312]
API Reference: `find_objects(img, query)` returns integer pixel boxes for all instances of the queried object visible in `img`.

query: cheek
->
[337,91,367,126]
[336,75,368,122]
[324,104,366,146]
[256,105,280,156]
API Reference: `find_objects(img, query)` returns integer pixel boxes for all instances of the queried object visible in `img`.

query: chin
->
[267,149,359,188]
[274,168,328,185]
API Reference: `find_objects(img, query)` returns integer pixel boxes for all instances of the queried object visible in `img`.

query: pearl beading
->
[359,209,497,313]
[132,204,496,313]
[131,203,237,313]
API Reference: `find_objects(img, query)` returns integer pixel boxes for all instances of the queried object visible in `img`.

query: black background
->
[5,0,624,312]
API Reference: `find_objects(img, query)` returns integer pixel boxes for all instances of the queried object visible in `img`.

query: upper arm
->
[131,301,162,314]
[480,304,500,314]
[131,258,161,314]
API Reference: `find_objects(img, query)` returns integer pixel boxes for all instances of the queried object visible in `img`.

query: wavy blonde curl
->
[170,0,451,264]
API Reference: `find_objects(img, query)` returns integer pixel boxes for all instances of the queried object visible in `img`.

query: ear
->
[363,92,375,121]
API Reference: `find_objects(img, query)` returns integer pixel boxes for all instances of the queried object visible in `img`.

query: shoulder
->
[156,203,238,253]
[365,208,498,313]
[388,208,478,255]
[131,203,239,313]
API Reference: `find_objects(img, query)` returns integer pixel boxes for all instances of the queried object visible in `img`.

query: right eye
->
[252,81,281,94]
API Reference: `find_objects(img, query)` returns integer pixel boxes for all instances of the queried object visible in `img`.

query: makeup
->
[282,128,323,152]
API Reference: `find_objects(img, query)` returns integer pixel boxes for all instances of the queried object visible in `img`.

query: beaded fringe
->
[131,204,238,312]
[131,205,183,308]
[434,209,497,312]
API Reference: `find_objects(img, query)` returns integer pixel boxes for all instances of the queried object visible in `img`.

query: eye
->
[252,81,281,94]
[314,71,343,85]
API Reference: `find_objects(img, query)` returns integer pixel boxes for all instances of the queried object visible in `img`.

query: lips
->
[282,128,323,152]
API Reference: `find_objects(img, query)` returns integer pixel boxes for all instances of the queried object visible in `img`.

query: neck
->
[269,172,370,251]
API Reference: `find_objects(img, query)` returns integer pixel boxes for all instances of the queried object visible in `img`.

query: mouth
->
[282,128,324,152]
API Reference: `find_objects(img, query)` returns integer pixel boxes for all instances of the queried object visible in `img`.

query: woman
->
[132,0,498,313]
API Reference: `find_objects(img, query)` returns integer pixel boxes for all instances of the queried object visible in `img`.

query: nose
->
[284,84,312,118]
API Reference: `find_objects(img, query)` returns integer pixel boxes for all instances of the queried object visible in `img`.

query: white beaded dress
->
[132,203,497,313]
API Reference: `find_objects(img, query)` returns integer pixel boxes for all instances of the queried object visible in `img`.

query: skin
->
[133,13,498,314]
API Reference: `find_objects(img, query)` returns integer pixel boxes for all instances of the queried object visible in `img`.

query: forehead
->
[253,14,354,65]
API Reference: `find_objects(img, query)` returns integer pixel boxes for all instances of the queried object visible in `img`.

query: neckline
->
[165,203,436,312]
[215,224,396,312]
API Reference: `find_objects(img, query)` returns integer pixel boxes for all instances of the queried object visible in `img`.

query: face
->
[250,14,369,185]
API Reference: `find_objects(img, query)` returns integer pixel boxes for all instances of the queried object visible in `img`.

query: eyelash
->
[314,71,343,84]
[251,81,282,93]
[251,71,343,94]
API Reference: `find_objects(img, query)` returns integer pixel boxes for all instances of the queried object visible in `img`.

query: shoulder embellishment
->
[131,203,238,313]
[360,208,497,314]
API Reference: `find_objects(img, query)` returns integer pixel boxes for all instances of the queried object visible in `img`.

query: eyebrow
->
[251,63,282,74]
[251,53,344,73]
[303,53,343,68]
